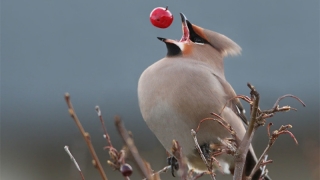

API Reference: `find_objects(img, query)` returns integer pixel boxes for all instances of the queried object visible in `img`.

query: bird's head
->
[158,13,241,58]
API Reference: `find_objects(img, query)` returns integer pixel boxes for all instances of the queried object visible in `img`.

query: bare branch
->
[142,166,171,180]
[259,155,270,179]
[217,137,237,155]
[248,124,298,179]
[273,125,298,145]
[171,140,188,179]
[272,94,306,109]
[64,146,85,180]
[233,83,260,180]
[191,171,205,180]
[95,106,114,149]
[259,94,305,116]
[197,115,241,146]
[114,116,152,180]
[220,95,252,115]
[64,93,108,180]
[267,123,273,137]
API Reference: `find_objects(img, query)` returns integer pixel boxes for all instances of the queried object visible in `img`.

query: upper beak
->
[179,13,190,42]
[180,13,187,25]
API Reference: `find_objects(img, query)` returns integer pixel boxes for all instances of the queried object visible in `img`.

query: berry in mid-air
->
[150,6,174,28]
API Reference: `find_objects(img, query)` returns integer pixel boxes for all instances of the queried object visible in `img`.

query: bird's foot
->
[199,143,211,159]
[167,156,179,177]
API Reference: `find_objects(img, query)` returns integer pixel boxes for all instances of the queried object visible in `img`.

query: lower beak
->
[157,37,177,44]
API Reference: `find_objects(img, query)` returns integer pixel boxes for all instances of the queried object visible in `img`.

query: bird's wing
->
[212,73,249,126]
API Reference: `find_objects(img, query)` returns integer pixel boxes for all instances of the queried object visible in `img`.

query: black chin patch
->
[157,37,182,57]
[165,42,182,56]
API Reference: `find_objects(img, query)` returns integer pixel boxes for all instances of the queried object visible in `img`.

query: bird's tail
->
[245,151,272,180]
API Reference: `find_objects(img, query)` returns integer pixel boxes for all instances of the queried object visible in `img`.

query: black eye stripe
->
[186,22,208,44]
[193,37,204,43]
[190,34,208,44]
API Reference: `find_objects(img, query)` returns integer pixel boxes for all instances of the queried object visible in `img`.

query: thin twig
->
[171,140,188,179]
[64,146,85,180]
[259,94,305,116]
[217,137,236,155]
[191,172,205,180]
[267,123,273,137]
[271,94,306,110]
[259,155,269,179]
[228,84,304,179]
[64,93,108,180]
[114,116,152,180]
[260,160,273,166]
[191,129,216,180]
[142,165,171,180]
[197,115,241,146]
[209,155,223,173]
[248,124,298,179]
[196,118,229,134]
[95,106,114,148]
[220,95,252,116]
[246,83,260,139]
[247,143,271,180]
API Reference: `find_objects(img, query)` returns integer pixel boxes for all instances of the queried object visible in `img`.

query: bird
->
[138,13,270,180]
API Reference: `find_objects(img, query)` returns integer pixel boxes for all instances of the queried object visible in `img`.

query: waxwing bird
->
[138,13,270,180]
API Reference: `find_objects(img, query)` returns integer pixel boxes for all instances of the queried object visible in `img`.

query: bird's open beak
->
[179,13,190,42]
[157,13,190,44]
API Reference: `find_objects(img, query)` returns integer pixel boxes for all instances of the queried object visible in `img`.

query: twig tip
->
[64,93,70,101]
[191,129,196,136]
[95,106,101,116]
[114,115,121,124]
[65,92,70,97]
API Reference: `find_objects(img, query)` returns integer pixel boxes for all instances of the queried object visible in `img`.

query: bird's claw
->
[167,156,179,177]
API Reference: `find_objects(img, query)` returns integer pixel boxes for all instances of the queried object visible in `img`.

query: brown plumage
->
[138,13,270,180]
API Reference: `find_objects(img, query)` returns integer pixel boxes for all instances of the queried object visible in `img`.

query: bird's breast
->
[139,59,228,139]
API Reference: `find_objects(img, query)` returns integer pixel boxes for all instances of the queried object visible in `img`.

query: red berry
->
[120,163,133,177]
[150,6,174,28]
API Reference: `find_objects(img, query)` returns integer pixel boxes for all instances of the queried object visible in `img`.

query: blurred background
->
[1,1,319,180]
